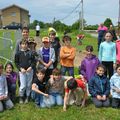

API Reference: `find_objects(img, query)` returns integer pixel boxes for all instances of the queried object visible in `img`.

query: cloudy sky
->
[0,0,119,25]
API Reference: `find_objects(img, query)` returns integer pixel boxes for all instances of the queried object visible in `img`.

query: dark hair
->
[116,64,120,70]
[22,27,29,32]
[67,78,77,90]
[20,40,29,45]
[5,62,14,71]
[49,30,56,36]
[52,68,61,75]
[36,68,46,74]
[96,64,106,72]
[104,31,113,38]
[86,45,93,52]
[62,35,71,43]
[0,64,3,69]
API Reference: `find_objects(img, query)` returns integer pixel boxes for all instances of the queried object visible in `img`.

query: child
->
[60,35,76,77]
[47,68,65,106]
[98,31,116,79]
[32,68,50,108]
[49,30,61,68]
[63,77,87,111]
[88,64,110,108]
[38,37,55,82]
[5,62,17,102]
[76,34,84,45]
[15,40,35,104]
[80,45,100,82]
[110,64,120,108]
[15,27,30,53]
[0,64,14,112]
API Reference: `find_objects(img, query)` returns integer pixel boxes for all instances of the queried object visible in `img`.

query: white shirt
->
[36,25,40,31]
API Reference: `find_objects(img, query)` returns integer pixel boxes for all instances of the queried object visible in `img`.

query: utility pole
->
[118,0,120,36]
[79,11,81,31]
[53,17,56,27]
[81,0,84,31]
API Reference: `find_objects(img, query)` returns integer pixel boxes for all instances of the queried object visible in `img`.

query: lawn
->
[0,29,119,120]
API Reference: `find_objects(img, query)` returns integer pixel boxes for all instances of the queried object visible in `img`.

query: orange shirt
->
[60,46,76,67]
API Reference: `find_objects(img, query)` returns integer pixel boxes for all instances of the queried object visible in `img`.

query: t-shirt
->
[65,79,85,93]
[33,78,46,93]
[42,47,50,63]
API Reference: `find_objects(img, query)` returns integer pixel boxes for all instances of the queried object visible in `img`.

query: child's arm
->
[81,87,87,107]
[98,44,103,62]
[60,47,71,59]
[67,48,76,60]
[32,83,49,97]
[4,76,8,99]
[63,92,69,111]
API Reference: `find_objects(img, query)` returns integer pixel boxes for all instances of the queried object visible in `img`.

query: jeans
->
[0,98,14,112]
[19,69,33,97]
[61,66,74,77]
[49,93,63,106]
[31,91,51,108]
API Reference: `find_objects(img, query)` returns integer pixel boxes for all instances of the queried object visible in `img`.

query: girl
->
[98,31,116,79]
[5,62,17,102]
[88,64,110,108]
[110,64,120,108]
[0,64,14,112]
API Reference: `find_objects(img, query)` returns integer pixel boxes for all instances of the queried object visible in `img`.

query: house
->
[0,4,30,27]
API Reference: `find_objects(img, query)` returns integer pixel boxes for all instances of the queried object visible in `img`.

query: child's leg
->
[10,84,16,101]
[61,66,67,76]
[56,94,63,106]
[107,62,114,79]
[19,72,27,97]
[0,101,4,112]
[68,67,74,77]
[112,98,120,108]
[49,94,56,106]
[92,97,102,108]
[102,98,110,107]
[26,70,33,98]
[3,98,14,110]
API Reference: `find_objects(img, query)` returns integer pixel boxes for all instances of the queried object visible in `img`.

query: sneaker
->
[24,97,29,103]
[19,97,24,104]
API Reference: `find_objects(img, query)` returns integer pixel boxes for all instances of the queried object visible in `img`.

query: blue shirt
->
[42,47,50,63]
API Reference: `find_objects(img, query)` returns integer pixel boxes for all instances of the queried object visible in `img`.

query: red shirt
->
[65,79,85,93]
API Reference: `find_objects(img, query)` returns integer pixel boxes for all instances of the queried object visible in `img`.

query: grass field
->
[0,29,120,120]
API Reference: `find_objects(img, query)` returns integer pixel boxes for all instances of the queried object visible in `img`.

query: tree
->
[104,18,113,28]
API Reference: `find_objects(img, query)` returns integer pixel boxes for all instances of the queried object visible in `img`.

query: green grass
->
[1,29,120,120]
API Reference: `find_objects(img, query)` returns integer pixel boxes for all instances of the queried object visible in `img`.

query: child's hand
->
[0,95,7,100]
[101,95,106,101]
[63,106,67,111]
[44,94,49,97]
[27,67,32,72]
[21,68,26,73]
[115,88,120,93]
[96,95,102,100]
[113,63,116,70]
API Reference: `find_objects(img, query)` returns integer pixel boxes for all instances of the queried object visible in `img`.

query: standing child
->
[99,31,116,79]
[63,77,87,111]
[47,68,65,106]
[38,37,55,82]
[5,62,17,102]
[0,64,14,112]
[80,45,100,82]
[60,35,76,77]
[32,68,50,108]
[110,64,120,108]
[15,40,35,104]
[88,64,110,108]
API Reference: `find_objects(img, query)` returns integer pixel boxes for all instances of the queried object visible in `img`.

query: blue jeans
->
[31,91,51,108]
[19,69,33,97]
[61,66,74,77]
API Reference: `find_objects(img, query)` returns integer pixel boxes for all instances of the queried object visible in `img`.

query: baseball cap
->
[42,37,50,43]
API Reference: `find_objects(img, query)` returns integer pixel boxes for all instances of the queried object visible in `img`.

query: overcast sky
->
[0,0,119,25]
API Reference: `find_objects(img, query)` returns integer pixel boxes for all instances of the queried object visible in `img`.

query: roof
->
[1,4,29,12]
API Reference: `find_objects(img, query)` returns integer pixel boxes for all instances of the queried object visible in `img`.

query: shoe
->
[24,97,29,103]
[19,97,24,104]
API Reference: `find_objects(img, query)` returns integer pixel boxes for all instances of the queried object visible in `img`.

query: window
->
[11,12,16,17]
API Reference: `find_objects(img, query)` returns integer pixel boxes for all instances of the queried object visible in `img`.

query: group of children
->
[1,27,120,112]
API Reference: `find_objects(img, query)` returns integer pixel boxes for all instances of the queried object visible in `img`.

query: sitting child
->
[47,68,65,106]
[32,68,50,108]
[5,62,17,102]
[63,77,87,111]
[88,64,110,108]
[0,64,14,112]
[110,64,120,108]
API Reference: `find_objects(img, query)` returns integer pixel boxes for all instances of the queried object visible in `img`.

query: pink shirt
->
[116,40,120,63]
[97,26,108,32]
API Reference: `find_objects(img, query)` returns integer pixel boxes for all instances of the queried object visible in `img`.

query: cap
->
[42,37,50,43]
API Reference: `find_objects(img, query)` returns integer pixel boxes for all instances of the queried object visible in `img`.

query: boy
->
[63,78,87,111]
[60,35,76,77]
[38,37,55,82]
[49,30,61,68]
[88,64,110,108]
[32,68,50,108]
[0,64,14,112]
[15,40,35,103]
